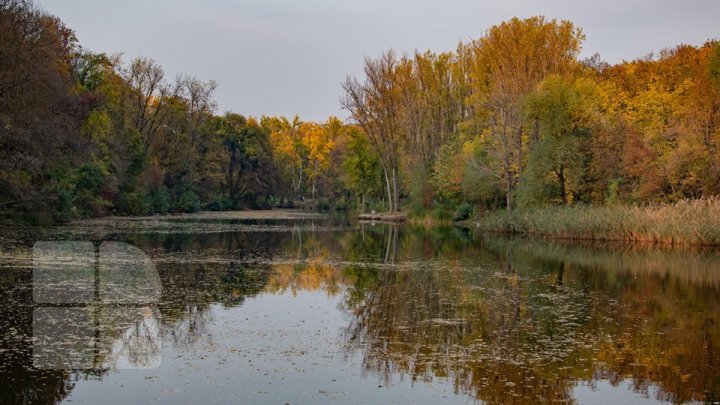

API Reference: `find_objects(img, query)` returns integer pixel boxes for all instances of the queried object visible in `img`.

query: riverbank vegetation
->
[474,198,720,245]
[2,0,720,230]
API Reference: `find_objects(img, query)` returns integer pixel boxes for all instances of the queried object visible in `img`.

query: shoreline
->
[464,199,720,247]
[69,209,327,224]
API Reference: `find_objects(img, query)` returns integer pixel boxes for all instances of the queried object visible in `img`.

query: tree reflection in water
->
[341,230,720,404]
[0,221,719,404]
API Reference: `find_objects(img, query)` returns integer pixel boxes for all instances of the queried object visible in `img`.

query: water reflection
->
[0,220,719,404]
[341,233,720,403]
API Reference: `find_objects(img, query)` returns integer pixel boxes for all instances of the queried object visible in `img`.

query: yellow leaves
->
[629,77,687,144]
[299,122,334,168]
[269,116,302,167]
[269,119,337,167]
[461,138,478,157]
[596,43,720,199]
[595,80,626,117]
[270,128,296,160]
[475,16,584,99]
[433,142,464,194]
[267,116,345,196]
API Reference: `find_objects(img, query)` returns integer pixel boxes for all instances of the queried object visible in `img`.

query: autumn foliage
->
[1,1,719,222]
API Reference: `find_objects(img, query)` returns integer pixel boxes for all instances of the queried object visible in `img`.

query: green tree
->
[519,75,600,206]
[342,127,383,212]
[211,114,278,208]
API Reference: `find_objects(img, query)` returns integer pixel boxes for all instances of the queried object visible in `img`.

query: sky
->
[39,0,720,122]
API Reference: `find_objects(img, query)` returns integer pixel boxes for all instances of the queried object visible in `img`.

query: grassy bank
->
[474,198,720,246]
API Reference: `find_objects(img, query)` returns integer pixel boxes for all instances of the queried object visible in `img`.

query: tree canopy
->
[1,2,719,221]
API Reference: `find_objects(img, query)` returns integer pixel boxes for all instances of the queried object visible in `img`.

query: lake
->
[0,212,718,404]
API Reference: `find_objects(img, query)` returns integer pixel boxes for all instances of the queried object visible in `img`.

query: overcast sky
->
[39,0,720,121]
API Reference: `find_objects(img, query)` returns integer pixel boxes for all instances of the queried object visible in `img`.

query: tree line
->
[343,16,720,217]
[1,0,719,222]
[0,0,385,222]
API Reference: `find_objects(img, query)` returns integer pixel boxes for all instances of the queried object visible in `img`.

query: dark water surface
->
[1,215,719,404]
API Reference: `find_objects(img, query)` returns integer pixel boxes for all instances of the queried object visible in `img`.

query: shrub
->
[175,190,201,213]
[121,192,150,216]
[208,195,235,211]
[55,187,76,222]
[315,198,332,212]
[453,203,474,221]
[335,197,349,211]
[431,204,453,221]
[150,187,170,214]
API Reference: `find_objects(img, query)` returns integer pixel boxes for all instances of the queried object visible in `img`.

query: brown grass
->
[476,198,720,246]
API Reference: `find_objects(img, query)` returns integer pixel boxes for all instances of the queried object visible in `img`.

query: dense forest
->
[1,0,719,223]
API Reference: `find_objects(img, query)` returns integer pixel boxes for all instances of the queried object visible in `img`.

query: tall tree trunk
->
[295,159,304,197]
[504,154,513,211]
[311,160,318,199]
[228,150,238,202]
[382,164,393,213]
[499,110,513,211]
[556,165,567,204]
[532,118,540,144]
[516,125,524,178]
[392,166,399,213]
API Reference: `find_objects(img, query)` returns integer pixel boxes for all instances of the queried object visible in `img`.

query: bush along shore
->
[471,198,720,246]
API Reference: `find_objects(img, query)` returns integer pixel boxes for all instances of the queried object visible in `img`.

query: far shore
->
[70,209,327,224]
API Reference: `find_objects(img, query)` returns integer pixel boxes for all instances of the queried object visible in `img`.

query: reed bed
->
[477,198,720,246]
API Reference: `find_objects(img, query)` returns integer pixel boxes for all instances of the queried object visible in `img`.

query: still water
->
[0,213,719,404]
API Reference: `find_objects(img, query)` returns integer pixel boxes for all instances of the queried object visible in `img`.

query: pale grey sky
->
[39,0,719,121]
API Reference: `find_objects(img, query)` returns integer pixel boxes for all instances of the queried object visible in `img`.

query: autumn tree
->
[158,75,217,202]
[342,51,404,213]
[299,122,334,199]
[211,114,277,208]
[120,57,181,154]
[467,17,585,209]
[266,115,306,198]
[342,126,383,212]
[0,0,97,217]
[396,51,469,209]
[601,42,720,202]
[4,1,720,220]
[519,75,600,205]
